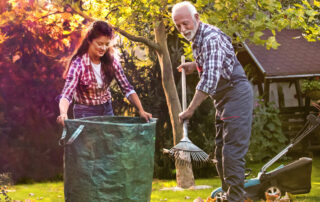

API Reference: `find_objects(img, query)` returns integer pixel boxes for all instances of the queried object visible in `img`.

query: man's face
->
[173,7,199,41]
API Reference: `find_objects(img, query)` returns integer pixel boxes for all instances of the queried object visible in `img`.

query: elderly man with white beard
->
[172,2,254,202]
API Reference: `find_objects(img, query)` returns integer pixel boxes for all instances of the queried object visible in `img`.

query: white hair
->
[172,1,198,20]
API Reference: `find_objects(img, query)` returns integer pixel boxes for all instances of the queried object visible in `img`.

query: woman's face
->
[88,35,111,59]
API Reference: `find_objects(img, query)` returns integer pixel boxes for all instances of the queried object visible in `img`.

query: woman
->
[57,21,152,126]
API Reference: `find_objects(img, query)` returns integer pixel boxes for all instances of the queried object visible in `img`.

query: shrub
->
[0,173,12,186]
[0,173,11,202]
[247,98,288,162]
[301,78,320,100]
[301,77,320,93]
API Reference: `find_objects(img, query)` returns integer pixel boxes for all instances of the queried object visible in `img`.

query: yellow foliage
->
[62,38,71,47]
[62,30,71,35]
[8,0,17,7]
[214,1,224,11]
[0,32,9,44]
[72,14,84,24]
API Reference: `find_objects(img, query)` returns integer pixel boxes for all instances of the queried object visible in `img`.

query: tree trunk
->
[154,20,195,188]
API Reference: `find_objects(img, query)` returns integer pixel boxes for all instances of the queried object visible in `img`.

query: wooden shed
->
[237,29,320,151]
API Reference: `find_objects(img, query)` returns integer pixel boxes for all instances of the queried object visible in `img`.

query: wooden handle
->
[181,55,188,138]
[181,56,186,111]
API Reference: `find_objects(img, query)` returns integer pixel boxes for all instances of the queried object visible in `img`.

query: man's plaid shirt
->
[59,53,135,105]
[192,22,236,95]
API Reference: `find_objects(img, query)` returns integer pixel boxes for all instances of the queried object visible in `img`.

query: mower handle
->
[260,113,320,175]
[245,168,252,178]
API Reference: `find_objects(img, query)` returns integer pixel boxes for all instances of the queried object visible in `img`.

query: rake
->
[166,56,209,166]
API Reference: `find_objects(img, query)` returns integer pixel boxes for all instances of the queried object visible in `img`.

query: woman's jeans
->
[73,100,114,119]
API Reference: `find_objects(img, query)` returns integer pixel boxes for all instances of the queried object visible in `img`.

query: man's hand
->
[139,110,153,122]
[179,90,208,123]
[177,61,197,75]
[179,108,194,123]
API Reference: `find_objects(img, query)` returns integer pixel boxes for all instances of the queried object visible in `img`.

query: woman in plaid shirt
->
[57,21,152,126]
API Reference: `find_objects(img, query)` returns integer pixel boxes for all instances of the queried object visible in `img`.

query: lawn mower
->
[209,106,320,201]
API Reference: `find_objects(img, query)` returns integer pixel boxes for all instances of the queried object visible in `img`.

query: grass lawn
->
[3,157,320,201]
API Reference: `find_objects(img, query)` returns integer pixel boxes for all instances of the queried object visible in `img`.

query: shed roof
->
[244,30,320,79]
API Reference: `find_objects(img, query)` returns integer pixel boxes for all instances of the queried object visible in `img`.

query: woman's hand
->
[139,110,153,122]
[128,93,152,122]
[56,113,68,126]
[58,98,70,127]
[177,61,197,75]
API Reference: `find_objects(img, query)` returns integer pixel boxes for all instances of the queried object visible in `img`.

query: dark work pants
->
[214,80,253,202]
[73,100,114,119]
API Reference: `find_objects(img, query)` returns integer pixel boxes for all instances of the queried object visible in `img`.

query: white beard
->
[182,29,196,41]
[182,21,198,41]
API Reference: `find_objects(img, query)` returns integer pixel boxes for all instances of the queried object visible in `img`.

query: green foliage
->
[196,0,320,50]
[243,63,263,84]
[284,0,320,42]
[301,77,320,100]
[301,77,320,92]
[198,0,288,49]
[247,98,288,162]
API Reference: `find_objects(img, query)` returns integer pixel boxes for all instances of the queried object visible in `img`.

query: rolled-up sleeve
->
[196,39,225,95]
[113,59,135,97]
[59,60,81,103]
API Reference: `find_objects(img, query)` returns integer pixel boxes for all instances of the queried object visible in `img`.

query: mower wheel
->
[212,190,224,200]
[264,186,282,199]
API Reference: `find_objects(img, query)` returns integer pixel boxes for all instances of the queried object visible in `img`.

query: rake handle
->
[181,56,187,111]
[181,56,188,139]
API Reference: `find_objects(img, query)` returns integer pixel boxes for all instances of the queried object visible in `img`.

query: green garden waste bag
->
[60,116,157,202]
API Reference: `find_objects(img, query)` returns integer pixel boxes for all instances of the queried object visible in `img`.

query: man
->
[172,2,253,202]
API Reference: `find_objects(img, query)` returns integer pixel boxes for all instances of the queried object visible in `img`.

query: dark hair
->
[63,21,115,83]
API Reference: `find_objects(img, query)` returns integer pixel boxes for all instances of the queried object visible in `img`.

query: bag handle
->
[59,125,85,146]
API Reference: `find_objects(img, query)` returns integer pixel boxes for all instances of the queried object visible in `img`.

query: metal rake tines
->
[171,139,207,152]
[169,148,210,167]
[166,138,210,166]
[190,150,209,162]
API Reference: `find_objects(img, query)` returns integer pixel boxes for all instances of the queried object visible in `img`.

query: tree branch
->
[112,27,161,51]
[69,6,97,22]
[69,4,161,51]
[37,11,66,20]
[105,7,119,20]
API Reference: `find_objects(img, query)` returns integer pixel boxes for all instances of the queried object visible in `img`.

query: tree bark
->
[154,19,195,188]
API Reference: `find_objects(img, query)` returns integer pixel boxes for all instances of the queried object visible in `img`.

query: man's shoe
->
[244,197,253,202]
[206,197,216,202]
